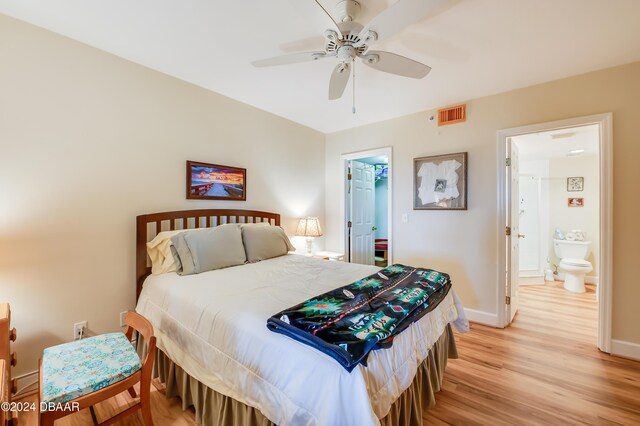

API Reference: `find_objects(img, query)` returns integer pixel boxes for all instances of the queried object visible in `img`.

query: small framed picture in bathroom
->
[568,197,584,207]
[567,176,584,191]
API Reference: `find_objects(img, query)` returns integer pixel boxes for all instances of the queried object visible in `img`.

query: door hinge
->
[506,158,511,167]
[505,226,511,236]
[347,173,352,180]
[506,296,511,305]
[347,221,352,228]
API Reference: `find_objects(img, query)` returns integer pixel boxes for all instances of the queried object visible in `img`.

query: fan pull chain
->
[352,60,356,114]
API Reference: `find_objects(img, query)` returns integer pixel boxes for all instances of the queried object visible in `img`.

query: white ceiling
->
[2,0,640,133]
[513,124,599,161]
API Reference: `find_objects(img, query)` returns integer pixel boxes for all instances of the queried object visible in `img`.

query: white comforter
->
[136,254,468,426]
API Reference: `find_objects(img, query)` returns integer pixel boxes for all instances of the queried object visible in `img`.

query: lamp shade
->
[295,217,323,237]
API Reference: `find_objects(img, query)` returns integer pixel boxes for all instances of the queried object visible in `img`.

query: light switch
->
[402,213,408,223]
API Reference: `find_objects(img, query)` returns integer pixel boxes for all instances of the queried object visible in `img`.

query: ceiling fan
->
[252,0,442,104]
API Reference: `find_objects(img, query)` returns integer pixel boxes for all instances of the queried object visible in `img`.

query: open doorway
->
[513,125,600,289]
[342,148,393,266]
[498,114,613,353]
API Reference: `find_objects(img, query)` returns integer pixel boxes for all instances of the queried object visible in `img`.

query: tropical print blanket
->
[266,264,452,372]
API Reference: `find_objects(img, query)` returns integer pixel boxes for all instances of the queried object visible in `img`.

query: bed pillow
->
[240,221,271,227]
[146,228,203,274]
[169,233,195,275]
[241,225,295,263]
[170,225,247,275]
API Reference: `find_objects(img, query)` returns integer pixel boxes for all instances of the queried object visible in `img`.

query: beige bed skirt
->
[153,324,457,426]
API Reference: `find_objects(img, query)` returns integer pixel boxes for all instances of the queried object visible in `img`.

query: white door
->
[350,161,375,265]
[506,139,522,323]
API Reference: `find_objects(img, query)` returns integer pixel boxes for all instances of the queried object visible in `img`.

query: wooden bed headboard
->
[136,209,280,300]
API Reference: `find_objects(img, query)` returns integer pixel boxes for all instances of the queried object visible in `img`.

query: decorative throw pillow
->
[241,225,295,263]
[170,225,247,275]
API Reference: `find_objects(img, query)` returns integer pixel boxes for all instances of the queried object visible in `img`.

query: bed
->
[134,209,468,426]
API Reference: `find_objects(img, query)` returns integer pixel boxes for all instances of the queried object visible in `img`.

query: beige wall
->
[0,15,325,376]
[326,61,640,345]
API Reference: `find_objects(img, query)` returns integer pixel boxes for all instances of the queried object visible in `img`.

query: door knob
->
[517,234,525,238]
[372,226,377,231]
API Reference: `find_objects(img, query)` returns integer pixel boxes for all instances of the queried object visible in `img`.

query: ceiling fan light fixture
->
[337,45,356,63]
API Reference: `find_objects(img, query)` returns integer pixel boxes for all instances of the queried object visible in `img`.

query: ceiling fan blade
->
[252,51,330,67]
[361,51,431,79]
[354,0,446,47]
[328,63,351,100]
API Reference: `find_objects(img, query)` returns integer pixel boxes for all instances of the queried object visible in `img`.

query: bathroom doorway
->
[497,114,613,353]
[514,125,600,288]
[341,147,393,266]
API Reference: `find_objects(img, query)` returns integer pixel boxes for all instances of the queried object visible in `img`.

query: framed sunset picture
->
[186,160,246,201]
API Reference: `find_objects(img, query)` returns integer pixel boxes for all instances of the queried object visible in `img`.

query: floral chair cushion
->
[42,332,142,404]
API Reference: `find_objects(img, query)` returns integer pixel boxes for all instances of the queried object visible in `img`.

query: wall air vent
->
[437,104,466,126]
[551,132,576,139]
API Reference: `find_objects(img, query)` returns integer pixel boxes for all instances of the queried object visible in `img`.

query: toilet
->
[553,239,593,293]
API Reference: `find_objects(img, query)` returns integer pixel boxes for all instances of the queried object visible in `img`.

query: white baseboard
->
[555,272,599,285]
[13,370,39,399]
[611,339,640,361]
[585,276,599,285]
[519,275,545,285]
[464,308,500,327]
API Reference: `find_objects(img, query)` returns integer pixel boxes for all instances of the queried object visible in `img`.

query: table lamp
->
[295,217,322,256]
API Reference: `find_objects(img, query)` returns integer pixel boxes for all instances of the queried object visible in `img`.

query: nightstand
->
[314,251,345,262]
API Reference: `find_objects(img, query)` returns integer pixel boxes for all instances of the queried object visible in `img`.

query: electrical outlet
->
[73,321,87,340]
[119,311,128,327]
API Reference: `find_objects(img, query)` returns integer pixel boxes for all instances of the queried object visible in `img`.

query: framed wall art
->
[567,176,584,192]
[568,197,584,207]
[413,152,468,210]
[186,160,246,201]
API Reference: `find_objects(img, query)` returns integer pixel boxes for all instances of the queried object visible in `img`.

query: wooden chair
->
[39,311,156,426]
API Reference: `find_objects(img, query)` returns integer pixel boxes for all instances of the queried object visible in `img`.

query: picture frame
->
[568,197,584,207]
[186,160,246,201]
[567,176,584,192]
[413,152,468,210]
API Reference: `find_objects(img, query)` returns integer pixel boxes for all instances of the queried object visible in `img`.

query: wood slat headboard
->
[136,209,280,300]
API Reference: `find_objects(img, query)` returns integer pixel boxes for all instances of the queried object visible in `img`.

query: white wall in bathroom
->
[548,155,600,278]
[519,160,551,278]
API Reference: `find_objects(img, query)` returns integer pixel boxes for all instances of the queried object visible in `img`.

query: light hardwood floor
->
[18,282,640,425]
[424,282,640,425]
